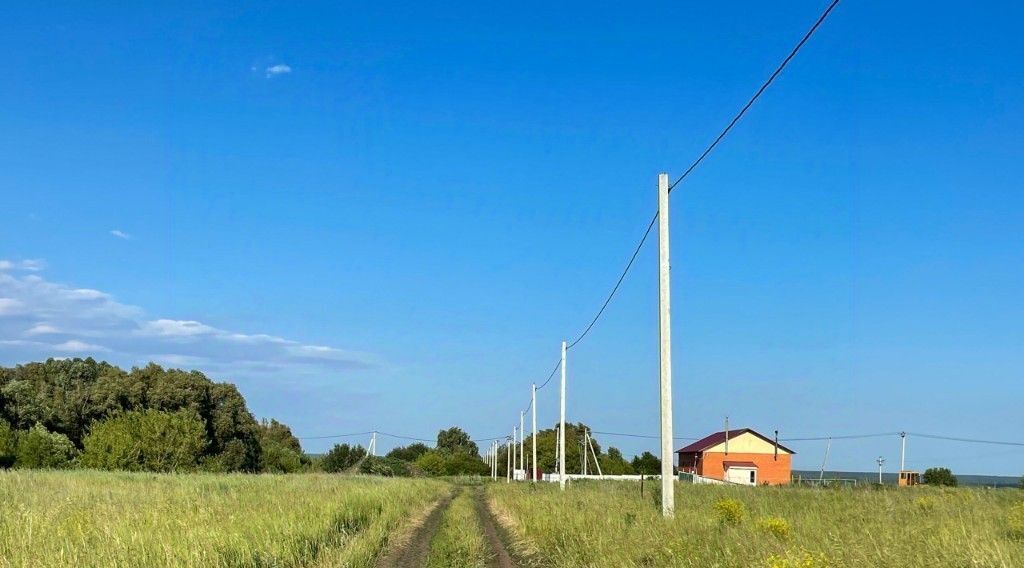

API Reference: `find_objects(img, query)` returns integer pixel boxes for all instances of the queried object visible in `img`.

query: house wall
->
[697,452,792,485]
[703,432,791,455]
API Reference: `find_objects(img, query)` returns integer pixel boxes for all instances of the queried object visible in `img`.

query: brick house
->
[676,428,794,485]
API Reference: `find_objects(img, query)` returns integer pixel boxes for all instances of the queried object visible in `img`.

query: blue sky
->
[1,1,1022,474]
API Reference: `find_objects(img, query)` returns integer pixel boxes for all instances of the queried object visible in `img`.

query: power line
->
[907,432,1024,447]
[561,0,842,351]
[592,430,699,441]
[375,431,434,443]
[536,359,562,390]
[668,0,842,192]
[297,431,374,441]
[566,214,658,350]
[781,432,900,442]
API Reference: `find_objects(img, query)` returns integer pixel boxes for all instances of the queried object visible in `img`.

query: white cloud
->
[25,322,60,335]
[0,298,24,315]
[109,230,132,240]
[0,259,46,272]
[0,262,372,375]
[54,339,108,353]
[139,319,217,337]
[265,64,292,78]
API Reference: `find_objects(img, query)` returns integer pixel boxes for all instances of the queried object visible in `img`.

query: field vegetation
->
[489,481,1024,567]
[0,470,445,568]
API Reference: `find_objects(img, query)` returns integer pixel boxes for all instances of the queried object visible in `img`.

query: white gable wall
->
[705,431,791,455]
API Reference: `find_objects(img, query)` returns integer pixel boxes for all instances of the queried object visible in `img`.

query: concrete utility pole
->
[877,456,886,484]
[819,437,832,483]
[519,411,525,480]
[506,438,512,483]
[369,431,377,457]
[724,416,730,455]
[531,383,537,483]
[559,340,567,490]
[900,432,907,472]
[587,429,603,478]
[512,426,518,480]
[658,172,675,518]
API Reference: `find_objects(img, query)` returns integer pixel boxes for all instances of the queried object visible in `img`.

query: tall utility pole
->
[512,426,518,480]
[877,456,886,484]
[724,417,730,455]
[559,340,567,490]
[531,383,537,482]
[819,437,832,483]
[506,438,512,483]
[657,172,675,518]
[369,431,377,457]
[519,411,525,480]
[900,432,907,472]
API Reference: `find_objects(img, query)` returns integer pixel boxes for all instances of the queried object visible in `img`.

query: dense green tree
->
[415,451,446,476]
[436,427,479,456]
[257,419,304,473]
[80,409,207,472]
[414,449,488,476]
[321,443,366,473]
[15,424,77,469]
[0,420,16,468]
[599,447,636,475]
[0,359,281,473]
[923,467,958,487]
[387,443,430,462]
[631,451,661,475]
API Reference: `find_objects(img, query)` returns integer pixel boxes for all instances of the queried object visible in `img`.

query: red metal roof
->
[723,461,758,468]
[675,428,796,455]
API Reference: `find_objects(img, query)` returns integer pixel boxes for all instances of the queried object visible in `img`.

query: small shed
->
[677,428,795,486]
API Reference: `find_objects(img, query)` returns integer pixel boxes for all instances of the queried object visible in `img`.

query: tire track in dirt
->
[375,488,458,568]
[472,487,518,568]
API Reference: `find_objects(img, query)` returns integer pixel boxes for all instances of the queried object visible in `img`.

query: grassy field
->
[488,481,1024,568]
[0,470,445,568]
[4,471,1022,568]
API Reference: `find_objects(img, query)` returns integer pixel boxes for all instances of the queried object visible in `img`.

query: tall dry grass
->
[489,480,1024,567]
[0,470,445,568]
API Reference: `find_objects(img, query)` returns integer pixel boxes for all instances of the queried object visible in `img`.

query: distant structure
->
[898,470,921,487]
[676,428,794,486]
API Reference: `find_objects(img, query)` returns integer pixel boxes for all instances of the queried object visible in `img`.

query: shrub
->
[321,443,366,473]
[359,456,411,477]
[415,451,446,476]
[714,498,746,526]
[766,548,831,568]
[15,424,77,469]
[913,496,935,511]
[0,420,16,468]
[413,450,488,477]
[259,440,303,473]
[757,516,791,540]
[923,467,958,487]
[1009,502,1024,539]
[80,409,206,472]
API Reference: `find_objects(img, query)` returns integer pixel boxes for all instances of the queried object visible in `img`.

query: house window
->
[749,471,756,484]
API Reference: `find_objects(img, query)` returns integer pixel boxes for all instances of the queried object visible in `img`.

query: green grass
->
[426,489,490,568]
[0,470,446,568]
[488,481,1024,567]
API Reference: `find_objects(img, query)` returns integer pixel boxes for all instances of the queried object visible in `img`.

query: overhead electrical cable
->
[562,0,842,351]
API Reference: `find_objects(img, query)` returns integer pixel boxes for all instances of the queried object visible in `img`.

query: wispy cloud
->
[109,230,132,240]
[0,259,46,272]
[0,261,374,376]
[264,64,292,78]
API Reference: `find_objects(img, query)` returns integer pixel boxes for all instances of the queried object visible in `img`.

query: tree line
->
[0,358,663,478]
[0,358,304,473]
